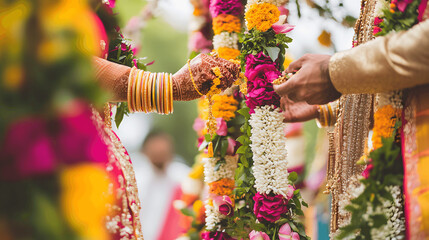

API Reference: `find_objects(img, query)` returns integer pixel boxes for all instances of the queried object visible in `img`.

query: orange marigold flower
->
[245,3,280,32]
[208,178,235,196]
[200,95,239,121]
[371,105,401,150]
[213,14,241,34]
[217,47,241,60]
[212,95,239,121]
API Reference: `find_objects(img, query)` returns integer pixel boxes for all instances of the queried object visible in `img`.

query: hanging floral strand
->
[337,0,427,239]
[232,0,310,238]
[200,0,244,238]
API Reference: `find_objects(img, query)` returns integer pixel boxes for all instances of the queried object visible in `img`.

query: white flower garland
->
[205,203,225,231]
[370,185,405,239]
[213,32,239,50]
[203,155,238,184]
[249,105,289,197]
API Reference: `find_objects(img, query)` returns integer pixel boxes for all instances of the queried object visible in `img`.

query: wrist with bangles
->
[316,101,338,128]
[126,67,174,114]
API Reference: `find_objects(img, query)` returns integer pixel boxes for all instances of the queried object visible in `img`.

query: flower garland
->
[220,0,309,239]
[338,0,427,238]
[198,0,244,237]
[210,0,243,60]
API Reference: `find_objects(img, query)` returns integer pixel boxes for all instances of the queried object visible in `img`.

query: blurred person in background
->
[131,130,189,240]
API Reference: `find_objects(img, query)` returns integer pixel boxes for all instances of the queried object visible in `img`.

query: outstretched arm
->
[330,19,429,94]
[93,54,240,102]
[274,20,429,105]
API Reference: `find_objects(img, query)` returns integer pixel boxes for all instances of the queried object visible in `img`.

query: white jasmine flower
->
[205,203,225,231]
[213,32,239,50]
[249,106,289,197]
[203,156,238,183]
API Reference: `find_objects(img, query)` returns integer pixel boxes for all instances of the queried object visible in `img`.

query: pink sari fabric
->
[402,85,429,240]
[92,109,143,240]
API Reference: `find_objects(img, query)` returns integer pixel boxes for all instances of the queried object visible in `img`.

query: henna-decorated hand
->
[172,54,240,101]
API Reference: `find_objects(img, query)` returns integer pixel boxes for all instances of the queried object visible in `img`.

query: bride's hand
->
[280,96,319,123]
[172,54,240,101]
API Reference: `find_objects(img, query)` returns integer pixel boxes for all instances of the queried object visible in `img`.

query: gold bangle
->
[327,103,334,126]
[156,72,161,113]
[135,69,144,112]
[130,68,139,112]
[169,73,174,114]
[142,72,149,113]
[127,67,137,112]
[148,73,154,112]
[162,73,167,114]
[316,105,326,128]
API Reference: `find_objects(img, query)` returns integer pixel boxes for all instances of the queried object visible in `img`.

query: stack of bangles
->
[127,67,174,114]
[316,102,338,128]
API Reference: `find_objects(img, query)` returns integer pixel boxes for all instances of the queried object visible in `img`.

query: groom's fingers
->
[273,73,299,97]
[285,54,309,73]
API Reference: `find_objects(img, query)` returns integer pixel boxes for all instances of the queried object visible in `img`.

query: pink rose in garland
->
[361,164,374,179]
[245,52,281,114]
[253,192,288,223]
[201,231,235,240]
[249,230,270,240]
[392,0,413,12]
[213,195,234,216]
[286,185,295,200]
[418,0,429,22]
[226,137,236,155]
[279,223,300,240]
[216,118,228,136]
[210,0,243,17]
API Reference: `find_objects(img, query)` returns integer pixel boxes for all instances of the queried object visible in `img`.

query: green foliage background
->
[115,0,199,165]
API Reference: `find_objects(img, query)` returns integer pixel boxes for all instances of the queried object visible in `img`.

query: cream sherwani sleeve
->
[329,19,429,94]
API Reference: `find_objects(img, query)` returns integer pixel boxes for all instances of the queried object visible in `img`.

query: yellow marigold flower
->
[199,95,238,121]
[189,163,204,179]
[213,14,241,34]
[217,47,241,60]
[207,78,222,96]
[60,163,113,240]
[371,105,401,150]
[208,178,235,196]
[245,3,280,32]
[318,30,332,47]
[212,66,223,78]
[212,95,239,121]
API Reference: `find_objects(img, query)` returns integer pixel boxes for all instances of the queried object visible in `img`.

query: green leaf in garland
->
[236,145,248,154]
[263,46,280,62]
[220,138,228,157]
[240,155,249,168]
[237,107,250,119]
[115,103,128,128]
[214,158,226,171]
[288,171,298,183]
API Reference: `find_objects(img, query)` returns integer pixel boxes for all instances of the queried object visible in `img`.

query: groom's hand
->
[273,54,341,105]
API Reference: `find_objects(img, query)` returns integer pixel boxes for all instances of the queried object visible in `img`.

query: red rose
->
[253,192,288,223]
